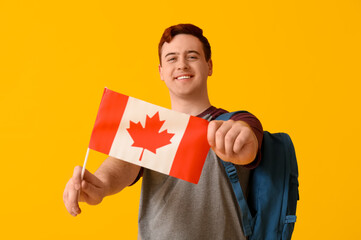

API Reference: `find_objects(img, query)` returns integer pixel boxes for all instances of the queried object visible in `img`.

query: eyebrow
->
[187,50,201,55]
[164,50,201,58]
[165,52,177,58]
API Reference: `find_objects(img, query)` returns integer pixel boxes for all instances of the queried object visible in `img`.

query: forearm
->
[94,157,141,196]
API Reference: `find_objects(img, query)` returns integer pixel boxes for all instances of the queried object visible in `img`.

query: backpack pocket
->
[282,215,296,239]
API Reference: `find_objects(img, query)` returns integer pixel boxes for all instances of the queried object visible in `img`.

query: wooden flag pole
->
[81,148,90,180]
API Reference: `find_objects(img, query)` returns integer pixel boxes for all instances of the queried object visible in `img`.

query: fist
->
[207,119,258,165]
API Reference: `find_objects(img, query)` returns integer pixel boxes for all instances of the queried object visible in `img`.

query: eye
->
[167,57,176,62]
[188,55,198,60]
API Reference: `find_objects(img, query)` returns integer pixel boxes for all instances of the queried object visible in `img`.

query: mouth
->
[175,74,194,80]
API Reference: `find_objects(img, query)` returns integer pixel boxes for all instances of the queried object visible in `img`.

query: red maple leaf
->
[126,112,175,161]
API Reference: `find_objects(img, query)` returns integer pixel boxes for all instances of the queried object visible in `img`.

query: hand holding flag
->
[63,166,106,217]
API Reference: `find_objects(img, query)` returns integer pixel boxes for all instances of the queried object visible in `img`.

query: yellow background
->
[1,0,360,239]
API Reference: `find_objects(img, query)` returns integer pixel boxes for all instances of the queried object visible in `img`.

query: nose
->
[177,57,189,70]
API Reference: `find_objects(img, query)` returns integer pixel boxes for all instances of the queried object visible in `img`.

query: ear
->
[159,64,164,81]
[208,59,213,76]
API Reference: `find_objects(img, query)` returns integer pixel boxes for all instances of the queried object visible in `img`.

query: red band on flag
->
[169,116,210,184]
[89,89,129,154]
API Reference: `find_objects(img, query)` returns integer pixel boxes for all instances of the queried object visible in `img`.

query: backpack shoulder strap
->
[215,111,253,237]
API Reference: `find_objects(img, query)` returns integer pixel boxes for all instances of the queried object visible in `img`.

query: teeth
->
[177,76,191,80]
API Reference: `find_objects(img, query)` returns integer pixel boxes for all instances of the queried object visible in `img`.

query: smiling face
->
[159,34,213,101]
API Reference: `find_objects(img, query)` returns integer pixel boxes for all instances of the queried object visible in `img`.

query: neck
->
[170,94,211,116]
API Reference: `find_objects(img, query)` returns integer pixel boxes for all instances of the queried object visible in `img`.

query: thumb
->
[81,168,104,187]
[79,180,106,205]
[207,120,223,147]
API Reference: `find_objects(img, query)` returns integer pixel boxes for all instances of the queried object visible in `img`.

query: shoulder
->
[197,106,228,120]
[197,106,258,122]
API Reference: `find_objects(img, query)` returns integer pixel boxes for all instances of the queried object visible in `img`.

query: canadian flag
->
[88,88,210,184]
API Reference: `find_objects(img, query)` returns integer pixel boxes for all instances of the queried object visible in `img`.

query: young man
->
[63,24,263,240]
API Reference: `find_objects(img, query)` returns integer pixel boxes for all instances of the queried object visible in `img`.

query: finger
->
[233,127,253,153]
[72,166,83,190]
[63,180,81,217]
[233,128,258,164]
[63,183,72,213]
[224,126,240,156]
[207,120,222,147]
[67,166,83,216]
[233,130,248,154]
[214,120,233,153]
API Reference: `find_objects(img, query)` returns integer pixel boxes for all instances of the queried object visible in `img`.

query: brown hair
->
[158,24,211,65]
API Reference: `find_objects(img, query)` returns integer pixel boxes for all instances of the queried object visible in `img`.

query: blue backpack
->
[216,111,299,240]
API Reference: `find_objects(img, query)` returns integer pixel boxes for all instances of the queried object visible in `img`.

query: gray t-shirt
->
[138,111,252,240]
